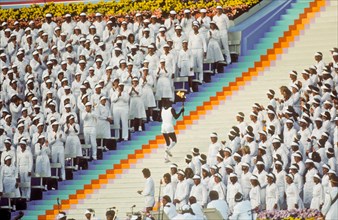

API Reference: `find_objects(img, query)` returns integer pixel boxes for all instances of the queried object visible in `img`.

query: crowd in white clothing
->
[0,7,233,202]
[139,49,338,219]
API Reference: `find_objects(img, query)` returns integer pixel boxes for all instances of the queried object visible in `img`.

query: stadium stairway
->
[20,0,336,219]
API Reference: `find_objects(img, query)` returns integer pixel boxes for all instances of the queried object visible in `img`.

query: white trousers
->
[19,167,31,199]
[113,107,129,140]
[191,48,204,81]
[83,127,97,159]
[220,30,231,64]
[51,144,65,180]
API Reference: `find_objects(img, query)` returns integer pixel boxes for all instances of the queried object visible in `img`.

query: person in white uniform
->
[212,173,227,200]
[207,190,230,220]
[81,102,98,160]
[0,155,20,197]
[227,173,243,213]
[212,6,231,64]
[230,193,252,220]
[95,96,112,139]
[129,77,146,132]
[34,135,51,177]
[48,121,66,180]
[178,40,194,92]
[265,173,279,210]
[64,115,82,168]
[188,22,207,83]
[189,174,208,207]
[161,98,184,162]
[310,174,324,210]
[162,195,178,219]
[17,140,33,199]
[137,168,155,213]
[111,83,130,141]
[174,169,189,209]
[321,176,338,220]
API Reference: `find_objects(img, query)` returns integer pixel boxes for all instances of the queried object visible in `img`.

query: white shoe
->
[164,158,171,163]
[74,165,78,171]
[165,149,173,157]
[190,87,194,93]
[149,116,154,122]
[138,126,142,131]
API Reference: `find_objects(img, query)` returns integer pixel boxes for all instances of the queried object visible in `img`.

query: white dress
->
[96,103,112,139]
[1,164,21,197]
[310,183,324,209]
[177,49,194,77]
[161,107,174,134]
[139,75,156,109]
[64,123,82,157]
[206,29,224,63]
[266,183,279,210]
[34,143,51,177]
[155,67,172,100]
[129,85,146,119]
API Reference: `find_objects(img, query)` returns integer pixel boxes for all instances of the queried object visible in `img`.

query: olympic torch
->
[176,90,186,116]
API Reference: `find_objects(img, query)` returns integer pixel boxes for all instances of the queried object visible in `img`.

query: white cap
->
[200,9,207,13]
[46,13,52,17]
[184,9,190,14]
[216,6,223,9]
[192,174,201,180]
[85,102,92,107]
[209,132,218,138]
[169,10,176,15]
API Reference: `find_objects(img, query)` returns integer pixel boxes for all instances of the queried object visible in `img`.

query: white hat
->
[229,173,237,178]
[170,163,178,169]
[286,173,294,180]
[95,12,102,16]
[250,175,258,181]
[192,174,201,180]
[275,160,283,166]
[175,26,182,30]
[201,164,209,172]
[177,170,185,176]
[45,13,52,18]
[85,102,92,107]
[305,159,314,164]
[52,121,59,126]
[216,6,223,9]
[289,70,297,76]
[256,161,265,166]
[313,174,321,180]
[169,10,176,15]
[314,52,322,56]
[19,140,27,145]
[241,162,250,167]
[209,132,218,138]
[214,173,222,179]
[290,164,298,170]
[184,9,190,14]
[100,96,107,101]
[4,155,12,161]
[200,9,207,13]
[216,152,223,159]
[233,152,242,158]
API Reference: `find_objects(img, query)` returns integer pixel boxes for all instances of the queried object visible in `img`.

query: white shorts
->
[161,123,175,134]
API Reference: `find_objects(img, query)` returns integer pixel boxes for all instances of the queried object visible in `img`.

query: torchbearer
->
[162,98,184,163]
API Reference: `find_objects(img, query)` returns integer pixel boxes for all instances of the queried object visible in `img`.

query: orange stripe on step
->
[39,0,326,219]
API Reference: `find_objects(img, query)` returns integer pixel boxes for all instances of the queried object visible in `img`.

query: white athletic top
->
[162,107,173,125]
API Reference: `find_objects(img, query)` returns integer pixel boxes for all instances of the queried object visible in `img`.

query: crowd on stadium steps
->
[131,50,338,219]
[0,6,232,207]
